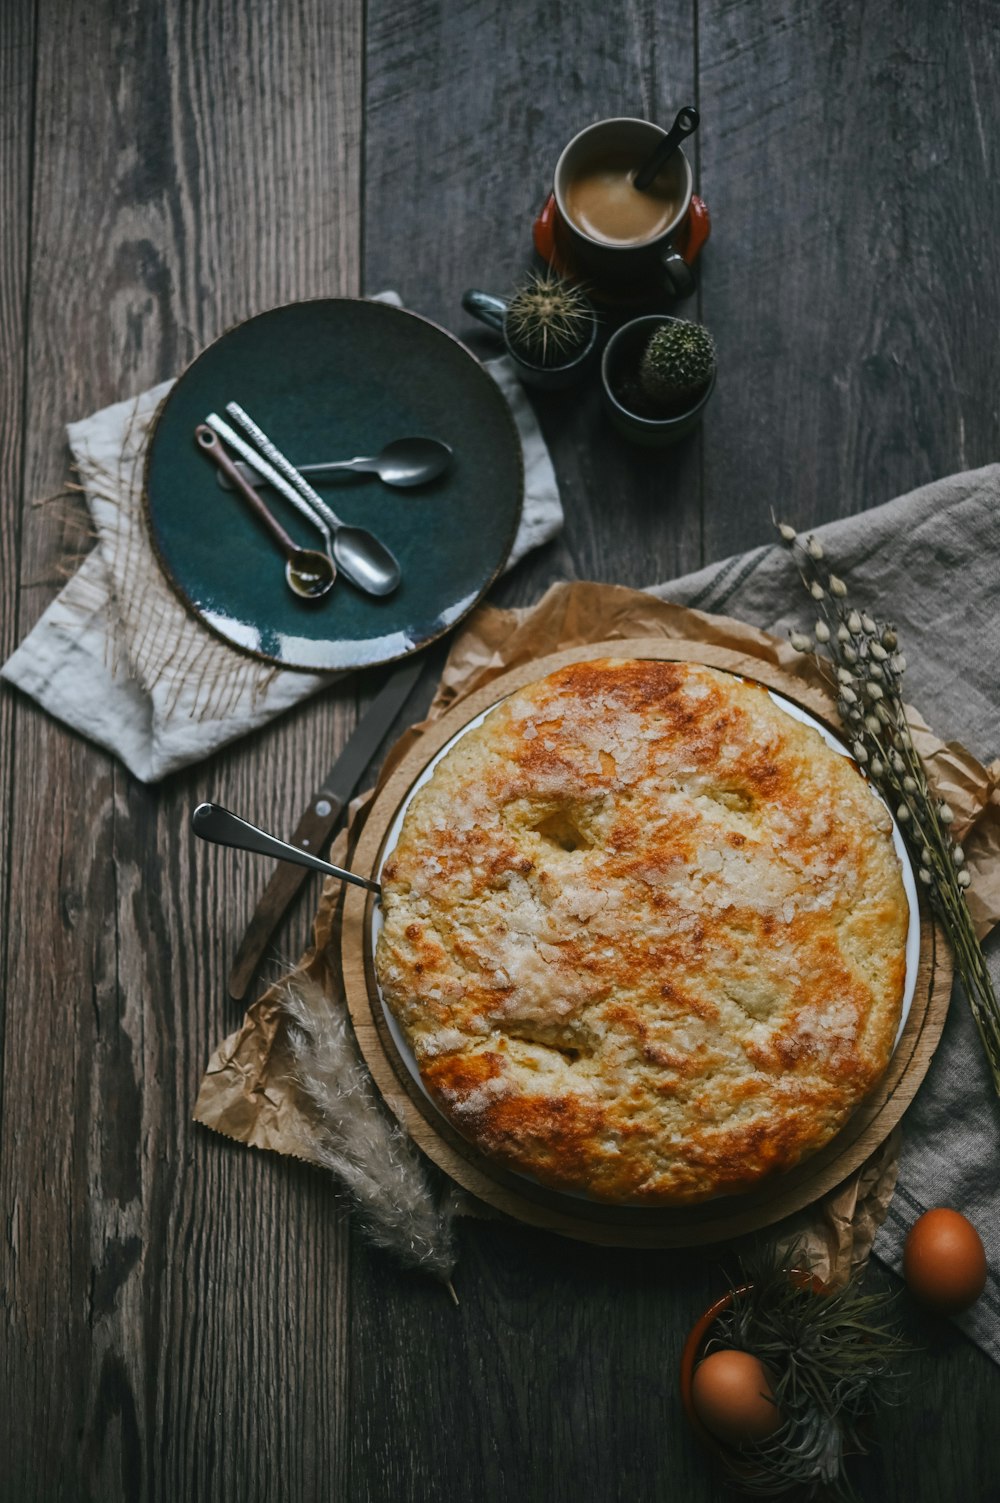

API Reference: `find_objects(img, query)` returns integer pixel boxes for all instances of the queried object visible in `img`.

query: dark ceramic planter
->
[601,314,715,445]
[462,288,599,391]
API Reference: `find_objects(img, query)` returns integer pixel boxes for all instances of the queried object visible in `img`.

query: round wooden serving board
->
[340,639,953,1248]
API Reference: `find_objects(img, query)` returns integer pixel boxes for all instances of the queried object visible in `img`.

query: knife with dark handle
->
[227,656,425,1000]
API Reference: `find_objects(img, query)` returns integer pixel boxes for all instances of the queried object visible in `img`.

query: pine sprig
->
[777,521,1000,1096]
[707,1247,908,1500]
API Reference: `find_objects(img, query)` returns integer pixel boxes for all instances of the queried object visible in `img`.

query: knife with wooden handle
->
[227,656,425,1000]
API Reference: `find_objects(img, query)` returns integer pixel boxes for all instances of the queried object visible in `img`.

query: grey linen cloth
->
[652,462,1000,1364]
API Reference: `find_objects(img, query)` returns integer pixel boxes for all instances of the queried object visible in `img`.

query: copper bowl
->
[679,1275,828,1473]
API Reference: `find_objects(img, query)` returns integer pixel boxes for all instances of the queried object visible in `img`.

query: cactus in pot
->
[639,320,716,409]
[504,272,595,368]
[601,314,718,444]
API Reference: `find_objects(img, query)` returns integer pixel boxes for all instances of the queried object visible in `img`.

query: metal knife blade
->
[227,656,425,1000]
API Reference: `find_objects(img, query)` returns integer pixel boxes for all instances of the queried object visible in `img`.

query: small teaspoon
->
[195,425,336,600]
[225,403,402,598]
[217,435,453,493]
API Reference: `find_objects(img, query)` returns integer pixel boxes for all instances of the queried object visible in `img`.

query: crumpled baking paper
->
[195,581,1000,1276]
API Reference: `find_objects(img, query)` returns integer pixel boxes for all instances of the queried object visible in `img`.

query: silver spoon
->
[207,411,401,598]
[219,436,452,493]
[224,404,402,598]
[192,802,381,895]
[196,426,336,600]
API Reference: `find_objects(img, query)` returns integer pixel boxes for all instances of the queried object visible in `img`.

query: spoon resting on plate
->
[222,403,402,597]
[196,425,336,600]
[218,435,453,493]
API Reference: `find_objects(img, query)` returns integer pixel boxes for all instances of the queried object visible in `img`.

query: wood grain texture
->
[2,0,1000,1500]
[697,0,1000,560]
[0,0,35,1132]
[1,2,362,1499]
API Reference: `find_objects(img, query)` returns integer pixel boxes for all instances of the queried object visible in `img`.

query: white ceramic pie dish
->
[368,672,921,1200]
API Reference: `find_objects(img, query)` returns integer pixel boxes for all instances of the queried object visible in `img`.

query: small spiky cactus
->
[639,320,716,407]
[504,272,594,368]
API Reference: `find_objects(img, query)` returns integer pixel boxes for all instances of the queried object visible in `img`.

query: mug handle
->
[660,195,712,298]
[679,195,712,264]
[461,289,508,334]
[659,249,696,299]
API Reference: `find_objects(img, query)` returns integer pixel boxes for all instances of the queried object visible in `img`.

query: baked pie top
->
[375,658,908,1204]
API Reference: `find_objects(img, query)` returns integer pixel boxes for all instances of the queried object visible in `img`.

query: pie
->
[375,658,908,1204]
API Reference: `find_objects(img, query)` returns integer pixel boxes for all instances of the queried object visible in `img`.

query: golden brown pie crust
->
[375,659,908,1204]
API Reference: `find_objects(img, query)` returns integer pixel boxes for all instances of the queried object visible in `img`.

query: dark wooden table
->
[2,3,999,1499]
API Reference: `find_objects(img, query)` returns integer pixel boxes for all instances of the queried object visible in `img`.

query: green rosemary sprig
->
[707,1247,908,1500]
[778,521,1000,1098]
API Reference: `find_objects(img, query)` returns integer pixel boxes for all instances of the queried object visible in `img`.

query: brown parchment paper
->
[195,582,1000,1280]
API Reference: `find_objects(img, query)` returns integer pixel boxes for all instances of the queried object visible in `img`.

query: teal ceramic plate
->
[144,299,524,671]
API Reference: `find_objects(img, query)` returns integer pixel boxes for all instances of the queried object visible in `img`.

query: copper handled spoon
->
[195,425,336,600]
[192,802,381,895]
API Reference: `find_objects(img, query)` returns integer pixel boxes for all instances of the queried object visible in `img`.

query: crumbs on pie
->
[375,658,909,1205]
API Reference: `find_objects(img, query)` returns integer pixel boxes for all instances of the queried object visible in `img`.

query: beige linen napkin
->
[0,295,562,781]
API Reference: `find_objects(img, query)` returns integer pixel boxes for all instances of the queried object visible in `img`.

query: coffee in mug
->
[563,151,680,246]
[553,117,695,296]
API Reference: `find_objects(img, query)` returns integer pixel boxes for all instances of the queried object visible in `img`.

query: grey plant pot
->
[601,315,716,446]
[462,288,599,391]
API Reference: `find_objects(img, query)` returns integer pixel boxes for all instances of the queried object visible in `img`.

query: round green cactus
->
[504,272,594,368]
[639,320,716,407]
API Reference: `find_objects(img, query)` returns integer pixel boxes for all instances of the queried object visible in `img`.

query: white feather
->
[278,978,457,1282]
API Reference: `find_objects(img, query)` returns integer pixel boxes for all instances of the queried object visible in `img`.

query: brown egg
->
[691,1348,782,1445]
[903,1207,988,1314]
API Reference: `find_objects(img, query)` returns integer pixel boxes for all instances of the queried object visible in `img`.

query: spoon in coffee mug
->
[633,104,700,192]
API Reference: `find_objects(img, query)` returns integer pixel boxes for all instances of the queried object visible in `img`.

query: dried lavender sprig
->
[778,522,1000,1096]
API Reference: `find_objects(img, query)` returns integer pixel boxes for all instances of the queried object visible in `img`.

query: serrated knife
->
[227,656,425,1000]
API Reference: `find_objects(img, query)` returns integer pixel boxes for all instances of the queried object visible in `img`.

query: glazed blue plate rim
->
[142,297,525,673]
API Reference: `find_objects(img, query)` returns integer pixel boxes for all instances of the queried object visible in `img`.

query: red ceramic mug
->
[535,117,711,300]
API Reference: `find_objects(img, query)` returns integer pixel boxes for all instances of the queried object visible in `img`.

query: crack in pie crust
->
[375,659,908,1205]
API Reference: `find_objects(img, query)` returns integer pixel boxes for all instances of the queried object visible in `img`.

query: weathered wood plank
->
[363,0,704,607]
[0,0,38,1485]
[1,1,363,1498]
[698,0,1000,558]
[0,0,35,1028]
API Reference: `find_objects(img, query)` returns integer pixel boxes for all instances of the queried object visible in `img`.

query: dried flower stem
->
[279,978,458,1283]
[778,523,1000,1095]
